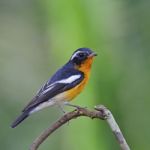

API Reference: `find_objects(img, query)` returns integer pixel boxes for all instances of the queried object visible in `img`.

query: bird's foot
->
[64,102,87,110]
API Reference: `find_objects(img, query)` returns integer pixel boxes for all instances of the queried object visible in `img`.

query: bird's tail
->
[11,111,29,128]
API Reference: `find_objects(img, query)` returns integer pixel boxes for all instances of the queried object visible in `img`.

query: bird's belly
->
[65,78,88,101]
[29,93,67,114]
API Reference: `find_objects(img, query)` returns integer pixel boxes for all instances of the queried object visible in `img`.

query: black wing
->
[22,72,84,112]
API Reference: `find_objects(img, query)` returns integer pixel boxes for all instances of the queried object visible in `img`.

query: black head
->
[70,48,97,65]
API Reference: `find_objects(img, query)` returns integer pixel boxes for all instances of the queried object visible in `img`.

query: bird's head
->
[70,48,97,71]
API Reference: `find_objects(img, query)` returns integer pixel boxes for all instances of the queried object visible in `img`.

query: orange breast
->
[65,57,94,101]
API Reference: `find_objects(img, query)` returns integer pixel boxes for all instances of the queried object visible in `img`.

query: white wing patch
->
[58,74,81,84]
[41,74,81,95]
[41,85,54,94]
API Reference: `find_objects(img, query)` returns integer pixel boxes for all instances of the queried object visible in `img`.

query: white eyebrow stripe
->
[71,51,82,60]
[41,74,81,94]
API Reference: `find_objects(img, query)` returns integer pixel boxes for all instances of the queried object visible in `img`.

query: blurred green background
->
[0,0,150,150]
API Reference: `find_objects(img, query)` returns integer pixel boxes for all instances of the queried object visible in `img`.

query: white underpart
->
[29,74,81,114]
[29,92,67,114]
[71,51,82,60]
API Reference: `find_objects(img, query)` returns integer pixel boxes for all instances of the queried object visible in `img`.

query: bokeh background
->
[0,0,150,150]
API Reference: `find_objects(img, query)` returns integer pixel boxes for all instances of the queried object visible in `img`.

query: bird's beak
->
[88,52,97,58]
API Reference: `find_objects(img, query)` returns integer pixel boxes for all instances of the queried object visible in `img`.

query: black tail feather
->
[11,112,29,128]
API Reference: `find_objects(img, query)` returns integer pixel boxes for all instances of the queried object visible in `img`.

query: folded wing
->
[22,73,84,112]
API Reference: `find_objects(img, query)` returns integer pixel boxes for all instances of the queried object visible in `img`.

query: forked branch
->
[30,105,130,150]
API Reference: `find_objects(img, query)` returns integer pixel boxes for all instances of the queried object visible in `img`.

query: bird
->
[11,48,97,128]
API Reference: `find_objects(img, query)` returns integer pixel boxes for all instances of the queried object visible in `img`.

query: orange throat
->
[66,57,94,101]
[76,57,94,74]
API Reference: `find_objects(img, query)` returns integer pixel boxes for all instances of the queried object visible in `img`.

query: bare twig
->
[30,105,130,150]
[95,105,130,150]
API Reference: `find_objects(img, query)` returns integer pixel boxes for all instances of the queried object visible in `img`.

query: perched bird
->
[11,48,97,128]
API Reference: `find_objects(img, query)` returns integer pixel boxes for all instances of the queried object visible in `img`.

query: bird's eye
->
[78,53,85,57]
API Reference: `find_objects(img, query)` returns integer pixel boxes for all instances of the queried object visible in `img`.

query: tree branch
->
[29,105,130,150]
